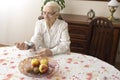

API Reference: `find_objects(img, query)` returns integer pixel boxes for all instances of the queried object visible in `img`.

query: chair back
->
[89,17,114,64]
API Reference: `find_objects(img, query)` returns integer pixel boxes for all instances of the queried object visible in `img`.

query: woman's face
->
[42,6,58,22]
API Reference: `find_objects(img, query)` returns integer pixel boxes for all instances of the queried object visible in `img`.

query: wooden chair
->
[89,17,115,65]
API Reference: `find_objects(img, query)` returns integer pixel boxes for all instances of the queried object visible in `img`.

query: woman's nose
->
[44,13,49,17]
[43,14,47,18]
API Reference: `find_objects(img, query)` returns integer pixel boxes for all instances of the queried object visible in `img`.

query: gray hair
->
[43,1,61,12]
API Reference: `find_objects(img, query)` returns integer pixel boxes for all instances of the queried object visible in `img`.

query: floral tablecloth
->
[0,46,120,80]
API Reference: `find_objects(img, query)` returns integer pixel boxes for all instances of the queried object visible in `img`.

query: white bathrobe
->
[30,19,70,55]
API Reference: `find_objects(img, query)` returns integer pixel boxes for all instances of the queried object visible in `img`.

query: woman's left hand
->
[36,48,53,57]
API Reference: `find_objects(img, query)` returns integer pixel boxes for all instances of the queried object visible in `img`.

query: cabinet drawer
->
[70,34,88,40]
[70,39,88,48]
[68,24,90,35]
[70,47,87,54]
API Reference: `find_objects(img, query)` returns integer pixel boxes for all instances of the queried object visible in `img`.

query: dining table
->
[0,46,120,80]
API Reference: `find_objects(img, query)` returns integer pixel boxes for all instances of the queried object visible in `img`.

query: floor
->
[0,44,120,71]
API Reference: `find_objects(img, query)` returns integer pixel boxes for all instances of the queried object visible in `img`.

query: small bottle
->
[87,9,95,19]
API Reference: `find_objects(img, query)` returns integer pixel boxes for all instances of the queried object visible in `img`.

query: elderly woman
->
[16,1,70,56]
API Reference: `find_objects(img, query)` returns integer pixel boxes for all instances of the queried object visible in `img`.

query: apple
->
[33,67,40,74]
[40,58,48,65]
[26,66,34,73]
[39,64,48,73]
[31,58,40,67]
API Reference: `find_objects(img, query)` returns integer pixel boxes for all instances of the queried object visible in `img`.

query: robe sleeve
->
[30,20,44,50]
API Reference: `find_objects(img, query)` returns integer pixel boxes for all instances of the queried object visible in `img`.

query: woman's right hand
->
[15,42,28,50]
[36,48,53,57]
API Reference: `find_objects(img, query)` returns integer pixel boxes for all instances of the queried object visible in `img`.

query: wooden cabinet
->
[61,14,92,54]
[61,14,120,65]
[68,23,91,54]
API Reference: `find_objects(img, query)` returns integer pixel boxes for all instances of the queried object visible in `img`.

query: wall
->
[0,0,120,45]
[64,0,120,18]
[0,0,44,45]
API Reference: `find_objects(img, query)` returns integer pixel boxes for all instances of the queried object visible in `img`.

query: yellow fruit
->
[31,58,40,67]
[40,58,48,65]
[39,64,48,73]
